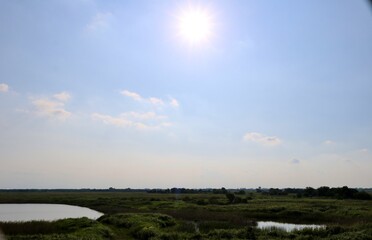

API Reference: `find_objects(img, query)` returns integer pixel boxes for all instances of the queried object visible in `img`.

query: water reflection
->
[0,204,103,222]
[257,221,325,232]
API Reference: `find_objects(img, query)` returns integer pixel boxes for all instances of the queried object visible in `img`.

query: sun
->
[177,7,213,45]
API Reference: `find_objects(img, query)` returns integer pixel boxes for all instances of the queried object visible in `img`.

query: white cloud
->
[0,83,9,93]
[149,97,164,106]
[115,90,178,128]
[243,132,282,146]
[32,99,71,120]
[86,12,112,31]
[29,91,72,120]
[53,92,71,102]
[120,90,143,101]
[120,89,179,108]
[121,111,167,120]
[92,113,132,128]
[169,97,179,108]
[92,111,171,130]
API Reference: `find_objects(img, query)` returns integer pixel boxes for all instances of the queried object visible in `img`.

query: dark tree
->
[235,190,246,195]
[318,186,331,197]
[225,193,235,204]
[303,187,317,197]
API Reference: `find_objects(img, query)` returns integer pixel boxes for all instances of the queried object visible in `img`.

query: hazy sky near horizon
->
[1,0,372,189]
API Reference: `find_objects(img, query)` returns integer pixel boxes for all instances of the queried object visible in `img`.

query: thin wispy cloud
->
[92,113,132,128]
[29,92,72,120]
[53,92,71,102]
[121,111,167,121]
[0,83,9,93]
[169,97,179,108]
[86,12,112,32]
[120,89,180,108]
[32,98,71,120]
[92,111,171,130]
[121,90,143,101]
[149,97,164,106]
[243,132,282,146]
[97,90,177,130]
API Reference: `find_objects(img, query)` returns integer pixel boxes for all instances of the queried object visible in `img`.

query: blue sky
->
[0,0,371,188]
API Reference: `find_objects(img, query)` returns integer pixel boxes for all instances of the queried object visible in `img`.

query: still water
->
[0,204,103,222]
[257,221,325,232]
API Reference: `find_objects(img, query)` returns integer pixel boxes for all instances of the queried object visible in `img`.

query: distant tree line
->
[1,186,370,200]
[259,186,371,200]
[147,187,249,195]
[146,188,213,194]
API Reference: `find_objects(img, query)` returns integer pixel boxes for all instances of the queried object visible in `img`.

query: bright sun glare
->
[177,7,213,45]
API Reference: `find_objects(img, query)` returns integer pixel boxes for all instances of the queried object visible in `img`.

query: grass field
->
[0,191,371,239]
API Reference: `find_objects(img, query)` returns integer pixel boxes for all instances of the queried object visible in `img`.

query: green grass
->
[0,217,114,240]
[0,191,371,239]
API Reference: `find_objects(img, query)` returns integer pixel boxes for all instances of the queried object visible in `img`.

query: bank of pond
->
[0,203,371,240]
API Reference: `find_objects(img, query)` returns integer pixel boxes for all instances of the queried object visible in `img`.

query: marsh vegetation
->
[0,188,371,239]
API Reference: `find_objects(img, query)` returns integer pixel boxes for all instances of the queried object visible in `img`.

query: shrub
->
[207,229,234,239]
[190,233,203,240]
[134,226,158,240]
[174,221,195,233]
[354,191,372,200]
[326,226,345,235]
[196,199,208,205]
[158,232,181,240]
[237,227,257,240]
[225,193,235,204]
[198,221,236,233]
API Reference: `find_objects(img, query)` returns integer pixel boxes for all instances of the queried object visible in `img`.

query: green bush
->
[174,221,196,233]
[207,229,234,239]
[158,232,181,240]
[134,226,158,240]
[198,221,237,233]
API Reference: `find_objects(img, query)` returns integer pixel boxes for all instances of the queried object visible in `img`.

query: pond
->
[0,204,103,222]
[257,221,325,232]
